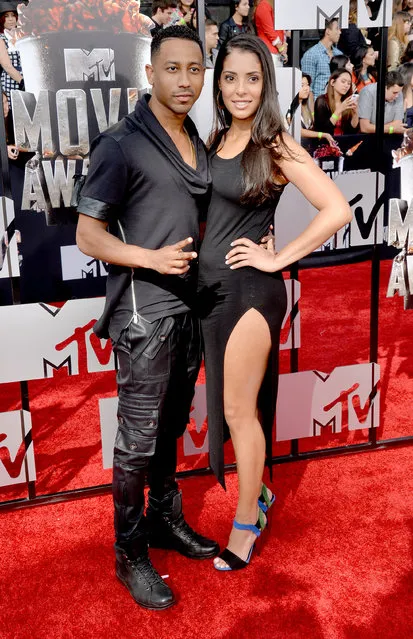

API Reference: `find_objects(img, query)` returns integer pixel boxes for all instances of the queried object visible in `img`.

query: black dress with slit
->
[198,149,288,489]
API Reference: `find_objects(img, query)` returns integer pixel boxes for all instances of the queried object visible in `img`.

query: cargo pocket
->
[132,316,175,381]
[114,410,159,463]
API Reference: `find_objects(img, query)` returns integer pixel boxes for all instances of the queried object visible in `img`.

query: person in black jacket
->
[219,0,251,47]
[314,68,359,136]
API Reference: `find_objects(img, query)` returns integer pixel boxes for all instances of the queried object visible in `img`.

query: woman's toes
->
[213,557,228,569]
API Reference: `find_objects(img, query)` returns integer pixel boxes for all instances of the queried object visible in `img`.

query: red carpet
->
[1,260,413,503]
[1,447,413,639]
[1,259,413,637]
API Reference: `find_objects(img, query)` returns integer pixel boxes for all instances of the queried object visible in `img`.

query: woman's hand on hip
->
[225,238,278,272]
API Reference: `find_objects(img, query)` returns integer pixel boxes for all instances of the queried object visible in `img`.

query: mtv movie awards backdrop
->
[0,0,411,500]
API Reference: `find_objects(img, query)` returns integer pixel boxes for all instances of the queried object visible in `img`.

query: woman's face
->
[364,47,376,67]
[3,12,17,30]
[332,72,352,96]
[220,49,263,122]
[404,18,411,34]
[180,0,193,8]
[299,76,310,100]
[236,0,250,18]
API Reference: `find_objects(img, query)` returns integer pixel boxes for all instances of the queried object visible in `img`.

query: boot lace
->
[173,513,202,542]
[130,556,164,588]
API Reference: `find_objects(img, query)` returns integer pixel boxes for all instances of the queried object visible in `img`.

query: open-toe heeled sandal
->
[214,513,266,572]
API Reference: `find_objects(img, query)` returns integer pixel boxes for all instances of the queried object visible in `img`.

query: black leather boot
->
[147,490,219,559]
[115,542,175,610]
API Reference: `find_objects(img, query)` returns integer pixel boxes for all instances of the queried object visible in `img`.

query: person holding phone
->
[314,68,359,136]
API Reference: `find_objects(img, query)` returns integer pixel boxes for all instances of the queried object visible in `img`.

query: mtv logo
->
[60,245,108,281]
[64,49,115,82]
[276,363,380,441]
[0,410,36,487]
[276,171,384,253]
[0,298,108,384]
[183,384,209,456]
[274,0,348,29]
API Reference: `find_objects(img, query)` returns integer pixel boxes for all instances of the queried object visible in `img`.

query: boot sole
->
[148,538,219,559]
[116,571,176,610]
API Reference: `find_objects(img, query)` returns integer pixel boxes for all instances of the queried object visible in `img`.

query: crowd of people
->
[148,0,413,144]
[0,0,412,149]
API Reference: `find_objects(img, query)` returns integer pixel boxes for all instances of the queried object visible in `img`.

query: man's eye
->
[167,66,177,72]
[190,67,201,73]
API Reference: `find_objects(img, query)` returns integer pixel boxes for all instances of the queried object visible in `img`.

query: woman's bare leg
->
[214,308,272,569]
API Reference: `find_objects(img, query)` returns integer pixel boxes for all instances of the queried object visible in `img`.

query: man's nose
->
[178,71,191,87]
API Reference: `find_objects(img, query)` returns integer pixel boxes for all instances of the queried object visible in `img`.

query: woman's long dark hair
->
[287,74,313,128]
[353,45,377,84]
[230,0,250,25]
[326,69,353,129]
[211,34,291,206]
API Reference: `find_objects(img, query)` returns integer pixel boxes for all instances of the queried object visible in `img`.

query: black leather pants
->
[112,311,201,553]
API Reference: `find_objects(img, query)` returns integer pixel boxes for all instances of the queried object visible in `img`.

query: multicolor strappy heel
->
[258,484,276,530]
[213,511,266,572]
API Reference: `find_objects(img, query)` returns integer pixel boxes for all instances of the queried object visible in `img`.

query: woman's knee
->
[224,402,253,433]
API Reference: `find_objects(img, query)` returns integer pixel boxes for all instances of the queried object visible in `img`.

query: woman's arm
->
[225,133,352,272]
[269,134,352,267]
[301,128,335,146]
[0,40,22,83]
[350,109,359,129]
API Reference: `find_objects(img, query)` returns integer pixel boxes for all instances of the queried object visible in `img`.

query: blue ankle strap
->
[233,520,261,537]
[258,498,268,513]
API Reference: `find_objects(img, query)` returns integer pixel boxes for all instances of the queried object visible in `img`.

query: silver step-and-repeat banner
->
[1,0,412,499]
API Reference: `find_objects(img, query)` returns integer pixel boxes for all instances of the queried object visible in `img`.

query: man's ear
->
[146,64,154,86]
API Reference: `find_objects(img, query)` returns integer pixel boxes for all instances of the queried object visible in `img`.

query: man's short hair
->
[385,69,405,88]
[205,18,218,28]
[151,0,177,17]
[151,25,204,60]
[323,17,339,36]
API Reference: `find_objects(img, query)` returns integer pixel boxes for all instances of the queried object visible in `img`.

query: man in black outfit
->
[76,26,218,611]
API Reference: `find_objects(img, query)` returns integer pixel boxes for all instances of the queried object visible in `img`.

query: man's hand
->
[225,238,277,273]
[392,121,408,134]
[260,224,276,254]
[143,237,197,275]
[7,145,19,160]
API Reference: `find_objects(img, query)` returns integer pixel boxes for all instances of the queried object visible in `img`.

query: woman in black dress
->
[198,34,352,571]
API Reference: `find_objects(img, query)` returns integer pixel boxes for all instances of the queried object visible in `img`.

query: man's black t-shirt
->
[150,21,163,37]
[78,95,211,342]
